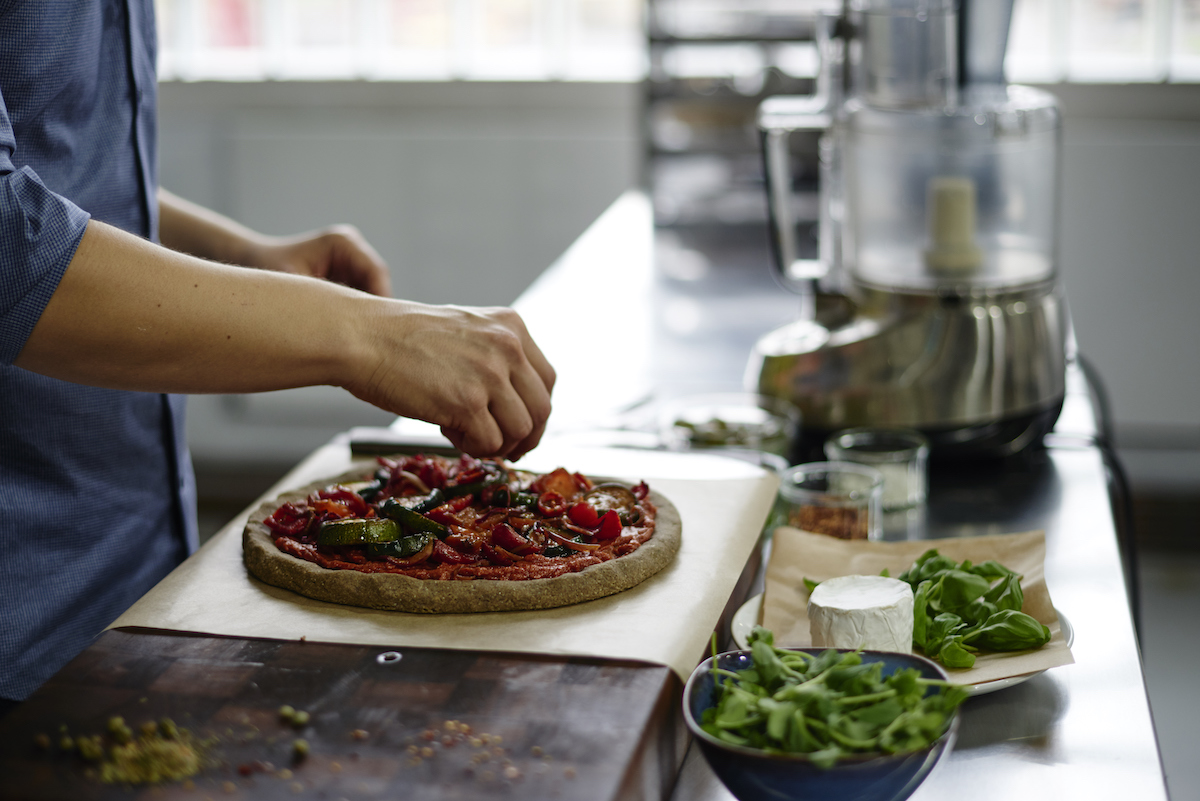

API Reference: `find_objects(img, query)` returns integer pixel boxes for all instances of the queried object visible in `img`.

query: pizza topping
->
[264,454,657,581]
[372,536,435,565]
[265,502,311,536]
[595,510,624,541]
[316,518,400,547]
[366,532,434,559]
[567,501,600,529]
[425,494,475,525]
[582,483,640,522]
[316,486,372,518]
[536,491,568,517]
[479,543,515,566]
[529,467,581,498]
[432,539,476,564]
[442,461,507,499]
[545,528,602,552]
[491,522,537,555]
[392,469,431,495]
[378,501,451,539]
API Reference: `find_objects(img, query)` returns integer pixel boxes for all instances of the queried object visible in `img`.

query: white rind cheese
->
[808,575,915,653]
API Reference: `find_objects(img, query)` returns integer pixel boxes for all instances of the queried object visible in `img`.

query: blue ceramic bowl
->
[683,648,958,801]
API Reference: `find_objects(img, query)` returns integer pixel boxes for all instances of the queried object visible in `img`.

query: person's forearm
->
[15,219,362,394]
[157,187,393,297]
[14,219,555,458]
[158,187,270,267]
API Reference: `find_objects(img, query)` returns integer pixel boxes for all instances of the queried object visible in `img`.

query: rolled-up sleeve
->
[0,91,91,366]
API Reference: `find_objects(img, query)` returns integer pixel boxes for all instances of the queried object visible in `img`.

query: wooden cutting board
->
[0,629,685,800]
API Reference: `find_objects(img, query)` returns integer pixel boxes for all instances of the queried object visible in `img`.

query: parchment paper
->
[112,443,779,682]
[760,527,1075,686]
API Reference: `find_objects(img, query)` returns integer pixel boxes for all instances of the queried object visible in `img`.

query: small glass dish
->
[823,428,930,512]
[778,461,884,541]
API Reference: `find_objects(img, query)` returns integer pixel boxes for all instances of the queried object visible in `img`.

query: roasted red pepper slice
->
[479,543,515,566]
[426,494,473,525]
[317,486,370,518]
[595,509,623,541]
[265,502,312,536]
[453,466,486,487]
[432,539,476,564]
[492,522,537,555]
[567,501,600,529]
[537,491,568,517]
[310,498,354,520]
[410,455,447,491]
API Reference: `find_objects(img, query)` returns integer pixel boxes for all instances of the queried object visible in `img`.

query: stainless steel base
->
[750,281,1068,459]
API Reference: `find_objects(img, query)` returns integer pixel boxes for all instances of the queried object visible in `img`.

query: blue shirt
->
[0,1,198,701]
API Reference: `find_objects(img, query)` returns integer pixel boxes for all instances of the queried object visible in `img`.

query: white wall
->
[163,80,1200,491]
[1048,84,1200,490]
[159,81,641,469]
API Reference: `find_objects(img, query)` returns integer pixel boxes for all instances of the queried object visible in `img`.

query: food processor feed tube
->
[751,0,1067,460]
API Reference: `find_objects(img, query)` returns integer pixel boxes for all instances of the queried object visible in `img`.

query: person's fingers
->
[435,352,550,460]
[329,229,392,298]
[339,253,392,298]
[265,227,392,298]
[441,409,506,458]
[502,358,552,458]
[486,387,539,458]
[439,426,469,456]
[498,309,555,395]
[507,416,547,462]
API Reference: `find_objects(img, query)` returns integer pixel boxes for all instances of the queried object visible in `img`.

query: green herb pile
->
[895,549,1052,669]
[699,628,967,769]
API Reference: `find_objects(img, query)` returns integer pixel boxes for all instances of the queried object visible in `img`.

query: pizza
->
[242,452,681,613]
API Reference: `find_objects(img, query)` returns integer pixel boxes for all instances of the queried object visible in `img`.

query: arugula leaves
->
[701,628,966,768]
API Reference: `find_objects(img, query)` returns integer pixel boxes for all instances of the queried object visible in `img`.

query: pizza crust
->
[242,469,682,614]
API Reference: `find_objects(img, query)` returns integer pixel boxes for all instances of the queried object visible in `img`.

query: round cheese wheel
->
[808,575,915,653]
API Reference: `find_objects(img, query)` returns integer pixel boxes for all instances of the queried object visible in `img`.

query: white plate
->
[730,593,1074,696]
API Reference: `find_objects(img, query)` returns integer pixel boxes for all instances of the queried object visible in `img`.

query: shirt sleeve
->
[0,87,91,366]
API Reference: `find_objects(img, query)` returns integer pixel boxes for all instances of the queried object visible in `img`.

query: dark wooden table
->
[0,630,682,800]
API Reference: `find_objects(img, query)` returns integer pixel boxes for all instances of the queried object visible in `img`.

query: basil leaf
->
[961,597,999,626]
[912,580,933,651]
[926,612,966,655]
[963,609,1052,651]
[984,572,1025,612]
[938,637,977,669]
[968,559,1016,580]
[932,570,992,613]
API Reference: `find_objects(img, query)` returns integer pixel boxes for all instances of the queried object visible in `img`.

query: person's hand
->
[343,301,555,460]
[252,225,392,298]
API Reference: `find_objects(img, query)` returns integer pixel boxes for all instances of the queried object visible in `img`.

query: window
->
[1008,0,1200,82]
[155,0,646,81]
[156,0,1199,83]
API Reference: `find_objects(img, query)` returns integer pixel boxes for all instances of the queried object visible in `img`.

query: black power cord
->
[1075,353,1141,637]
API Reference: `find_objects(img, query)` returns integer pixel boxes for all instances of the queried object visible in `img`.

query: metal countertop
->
[516,191,1167,801]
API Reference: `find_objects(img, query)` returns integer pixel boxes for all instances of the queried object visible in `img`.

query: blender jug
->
[750,0,1067,459]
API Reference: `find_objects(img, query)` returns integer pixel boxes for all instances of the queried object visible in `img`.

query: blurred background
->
[153,2,1198,798]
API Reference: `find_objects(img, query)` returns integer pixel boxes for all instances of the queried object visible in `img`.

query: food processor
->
[748,0,1067,459]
